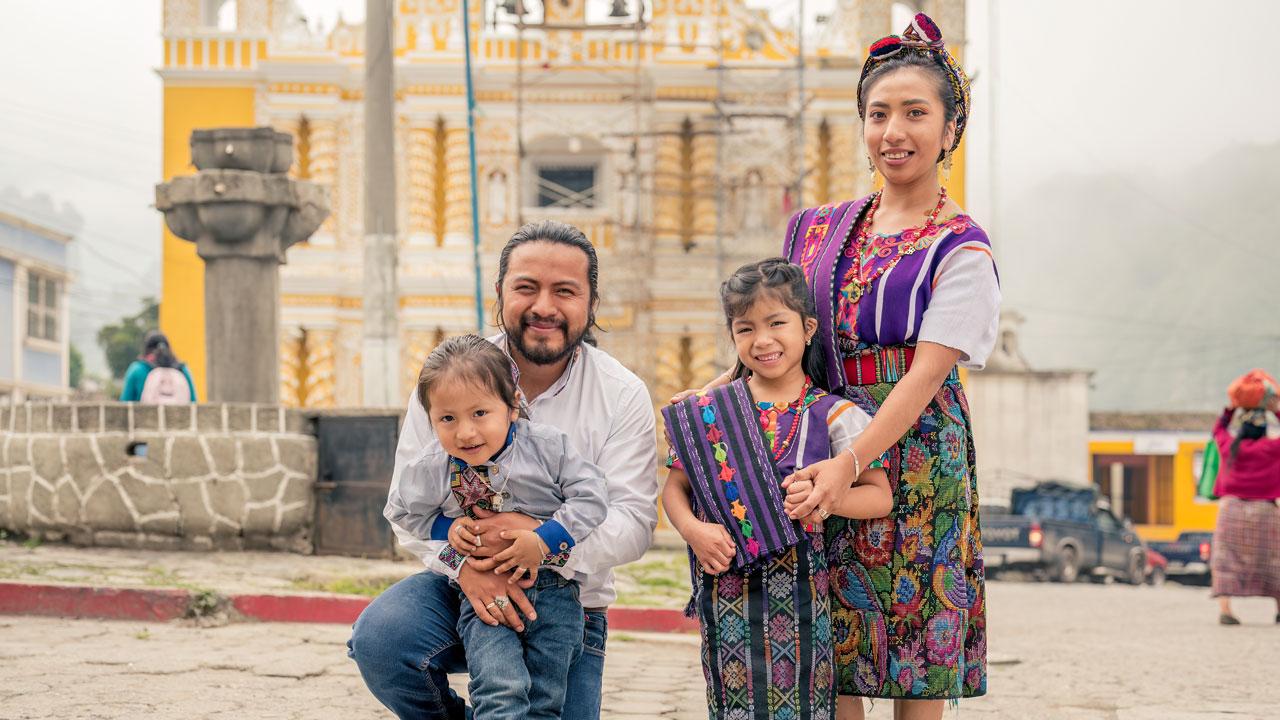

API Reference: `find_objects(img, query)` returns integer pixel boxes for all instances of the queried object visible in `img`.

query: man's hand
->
[447,518,484,556]
[684,520,736,575]
[469,509,541,558]
[456,562,536,630]
[492,530,549,583]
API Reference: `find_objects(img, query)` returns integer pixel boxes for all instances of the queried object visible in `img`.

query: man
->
[348,220,658,720]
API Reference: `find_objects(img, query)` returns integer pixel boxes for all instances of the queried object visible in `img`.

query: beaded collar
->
[753,378,820,462]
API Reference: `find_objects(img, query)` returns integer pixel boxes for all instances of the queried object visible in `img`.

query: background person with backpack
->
[119,331,197,404]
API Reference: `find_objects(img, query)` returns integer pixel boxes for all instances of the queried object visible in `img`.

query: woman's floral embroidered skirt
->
[694,536,834,720]
[826,378,988,699]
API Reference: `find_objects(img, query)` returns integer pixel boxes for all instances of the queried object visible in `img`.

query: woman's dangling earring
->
[866,155,876,177]
[942,150,953,182]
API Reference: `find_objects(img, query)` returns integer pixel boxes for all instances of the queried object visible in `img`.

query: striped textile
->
[1212,496,1280,600]
[662,380,802,572]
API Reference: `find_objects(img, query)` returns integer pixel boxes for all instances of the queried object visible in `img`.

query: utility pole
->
[363,0,400,406]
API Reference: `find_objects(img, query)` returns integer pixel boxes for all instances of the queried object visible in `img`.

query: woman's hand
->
[669,388,700,404]
[669,368,735,404]
[491,530,549,584]
[782,452,854,519]
[685,520,736,575]
[447,517,484,556]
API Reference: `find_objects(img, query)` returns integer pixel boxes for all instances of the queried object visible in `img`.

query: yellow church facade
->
[159,0,968,407]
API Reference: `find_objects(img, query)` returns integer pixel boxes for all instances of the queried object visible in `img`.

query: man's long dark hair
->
[494,220,602,346]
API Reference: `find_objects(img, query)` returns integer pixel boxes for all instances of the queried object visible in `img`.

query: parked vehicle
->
[982,482,1148,584]
[1147,531,1213,584]
[1145,549,1168,586]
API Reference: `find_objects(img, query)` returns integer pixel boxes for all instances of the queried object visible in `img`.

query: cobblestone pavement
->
[3,580,1279,719]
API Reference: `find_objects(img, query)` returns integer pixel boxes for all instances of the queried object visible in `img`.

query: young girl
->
[385,334,608,720]
[662,258,893,720]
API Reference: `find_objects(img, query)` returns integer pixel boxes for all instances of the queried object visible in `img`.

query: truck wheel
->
[1051,546,1079,583]
[1126,552,1146,585]
[1147,566,1166,587]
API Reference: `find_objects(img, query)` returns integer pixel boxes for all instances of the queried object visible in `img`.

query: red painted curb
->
[0,582,699,633]
[232,593,371,624]
[608,606,699,634]
[0,582,190,622]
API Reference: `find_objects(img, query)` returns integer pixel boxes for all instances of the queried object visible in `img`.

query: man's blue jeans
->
[347,571,609,720]
[460,573,581,720]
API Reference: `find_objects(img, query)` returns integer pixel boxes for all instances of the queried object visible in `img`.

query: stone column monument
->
[155,128,329,403]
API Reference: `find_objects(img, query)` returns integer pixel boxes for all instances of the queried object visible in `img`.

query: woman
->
[676,14,997,720]
[1211,369,1280,625]
[119,331,197,403]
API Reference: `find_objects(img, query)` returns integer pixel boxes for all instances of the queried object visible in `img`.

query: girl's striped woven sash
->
[662,380,802,571]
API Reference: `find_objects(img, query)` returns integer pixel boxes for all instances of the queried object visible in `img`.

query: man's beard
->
[508,313,587,366]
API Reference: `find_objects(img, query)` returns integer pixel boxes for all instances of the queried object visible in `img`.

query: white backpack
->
[140,367,189,404]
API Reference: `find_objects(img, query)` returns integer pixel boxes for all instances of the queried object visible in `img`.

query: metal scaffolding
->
[479,0,810,261]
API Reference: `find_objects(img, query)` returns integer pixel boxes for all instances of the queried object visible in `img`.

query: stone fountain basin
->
[157,170,329,250]
[157,170,301,244]
[191,127,293,173]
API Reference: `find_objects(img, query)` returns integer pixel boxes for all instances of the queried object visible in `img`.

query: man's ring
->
[818,508,831,520]
[493,596,510,610]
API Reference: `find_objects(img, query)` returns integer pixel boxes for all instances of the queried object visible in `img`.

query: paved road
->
[2,580,1277,719]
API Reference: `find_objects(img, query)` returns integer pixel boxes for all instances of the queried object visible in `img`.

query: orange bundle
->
[1227,369,1278,409]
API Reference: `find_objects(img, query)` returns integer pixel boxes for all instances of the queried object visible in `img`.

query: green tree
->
[96,298,159,380]
[68,343,84,389]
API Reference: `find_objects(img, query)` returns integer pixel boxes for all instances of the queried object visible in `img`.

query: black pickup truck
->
[1148,532,1213,583]
[981,482,1148,584]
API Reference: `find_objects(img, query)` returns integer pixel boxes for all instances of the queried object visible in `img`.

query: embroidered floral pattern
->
[828,380,986,699]
[798,203,837,276]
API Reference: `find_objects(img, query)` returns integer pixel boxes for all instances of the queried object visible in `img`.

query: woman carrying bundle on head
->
[1211,369,1280,626]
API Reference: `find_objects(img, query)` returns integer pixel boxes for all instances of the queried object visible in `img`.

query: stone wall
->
[967,369,1093,507]
[0,403,317,552]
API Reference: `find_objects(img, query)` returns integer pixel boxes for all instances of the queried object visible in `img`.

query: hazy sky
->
[1,0,1277,409]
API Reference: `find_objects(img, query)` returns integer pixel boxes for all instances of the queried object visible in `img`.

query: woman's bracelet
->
[844,446,861,480]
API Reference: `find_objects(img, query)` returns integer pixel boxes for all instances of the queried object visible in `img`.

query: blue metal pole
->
[462,0,485,332]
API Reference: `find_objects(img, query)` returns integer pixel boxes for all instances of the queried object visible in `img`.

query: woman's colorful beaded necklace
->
[843,186,948,302]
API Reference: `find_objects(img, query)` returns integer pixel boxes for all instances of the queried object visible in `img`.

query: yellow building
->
[1089,412,1221,542]
[159,0,968,406]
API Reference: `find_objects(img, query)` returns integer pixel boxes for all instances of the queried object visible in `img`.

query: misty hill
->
[999,142,1280,412]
